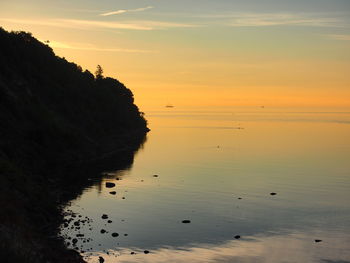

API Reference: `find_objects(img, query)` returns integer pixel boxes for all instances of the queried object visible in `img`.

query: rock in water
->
[234,235,241,239]
[106,182,116,188]
[112,233,119,237]
[101,214,108,219]
[182,220,191,223]
[99,256,105,263]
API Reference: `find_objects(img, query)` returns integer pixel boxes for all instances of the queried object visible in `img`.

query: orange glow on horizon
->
[1,2,349,110]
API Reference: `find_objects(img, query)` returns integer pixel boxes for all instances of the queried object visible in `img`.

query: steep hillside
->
[0,27,148,262]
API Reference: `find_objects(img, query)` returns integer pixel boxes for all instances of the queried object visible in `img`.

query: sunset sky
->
[1,0,350,109]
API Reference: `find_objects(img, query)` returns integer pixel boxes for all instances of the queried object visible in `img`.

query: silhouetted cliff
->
[0,27,148,262]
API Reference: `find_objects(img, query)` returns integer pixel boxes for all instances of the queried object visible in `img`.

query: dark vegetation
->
[0,27,149,262]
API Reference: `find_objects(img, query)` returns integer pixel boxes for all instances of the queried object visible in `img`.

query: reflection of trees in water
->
[97,180,103,194]
[96,170,129,194]
[61,134,148,203]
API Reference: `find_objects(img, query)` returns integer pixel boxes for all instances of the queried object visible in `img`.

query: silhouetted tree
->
[0,26,148,169]
[95,64,104,79]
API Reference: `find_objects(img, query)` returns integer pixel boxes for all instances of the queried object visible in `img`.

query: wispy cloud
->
[45,40,155,53]
[2,12,341,32]
[226,13,342,27]
[326,34,350,40]
[60,19,153,30]
[100,6,154,16]
[187,12,345,28]
[0,18,198,31]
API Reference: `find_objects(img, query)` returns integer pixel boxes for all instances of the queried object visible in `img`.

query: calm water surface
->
[61,109,350,263]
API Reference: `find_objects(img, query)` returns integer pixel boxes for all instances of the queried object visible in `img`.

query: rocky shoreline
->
[0,131,147,263]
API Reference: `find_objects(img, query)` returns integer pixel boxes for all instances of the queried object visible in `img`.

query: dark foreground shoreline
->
[0,27,149,262]
[1,133,147,263]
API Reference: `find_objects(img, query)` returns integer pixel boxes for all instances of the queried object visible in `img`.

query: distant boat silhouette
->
[165,104,174,108]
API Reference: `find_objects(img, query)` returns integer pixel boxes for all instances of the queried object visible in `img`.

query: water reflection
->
[60,109,350,263]
[59,135,148,202]
[85,230,350,263]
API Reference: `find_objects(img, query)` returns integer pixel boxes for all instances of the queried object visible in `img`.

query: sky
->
[1,0,350,110]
